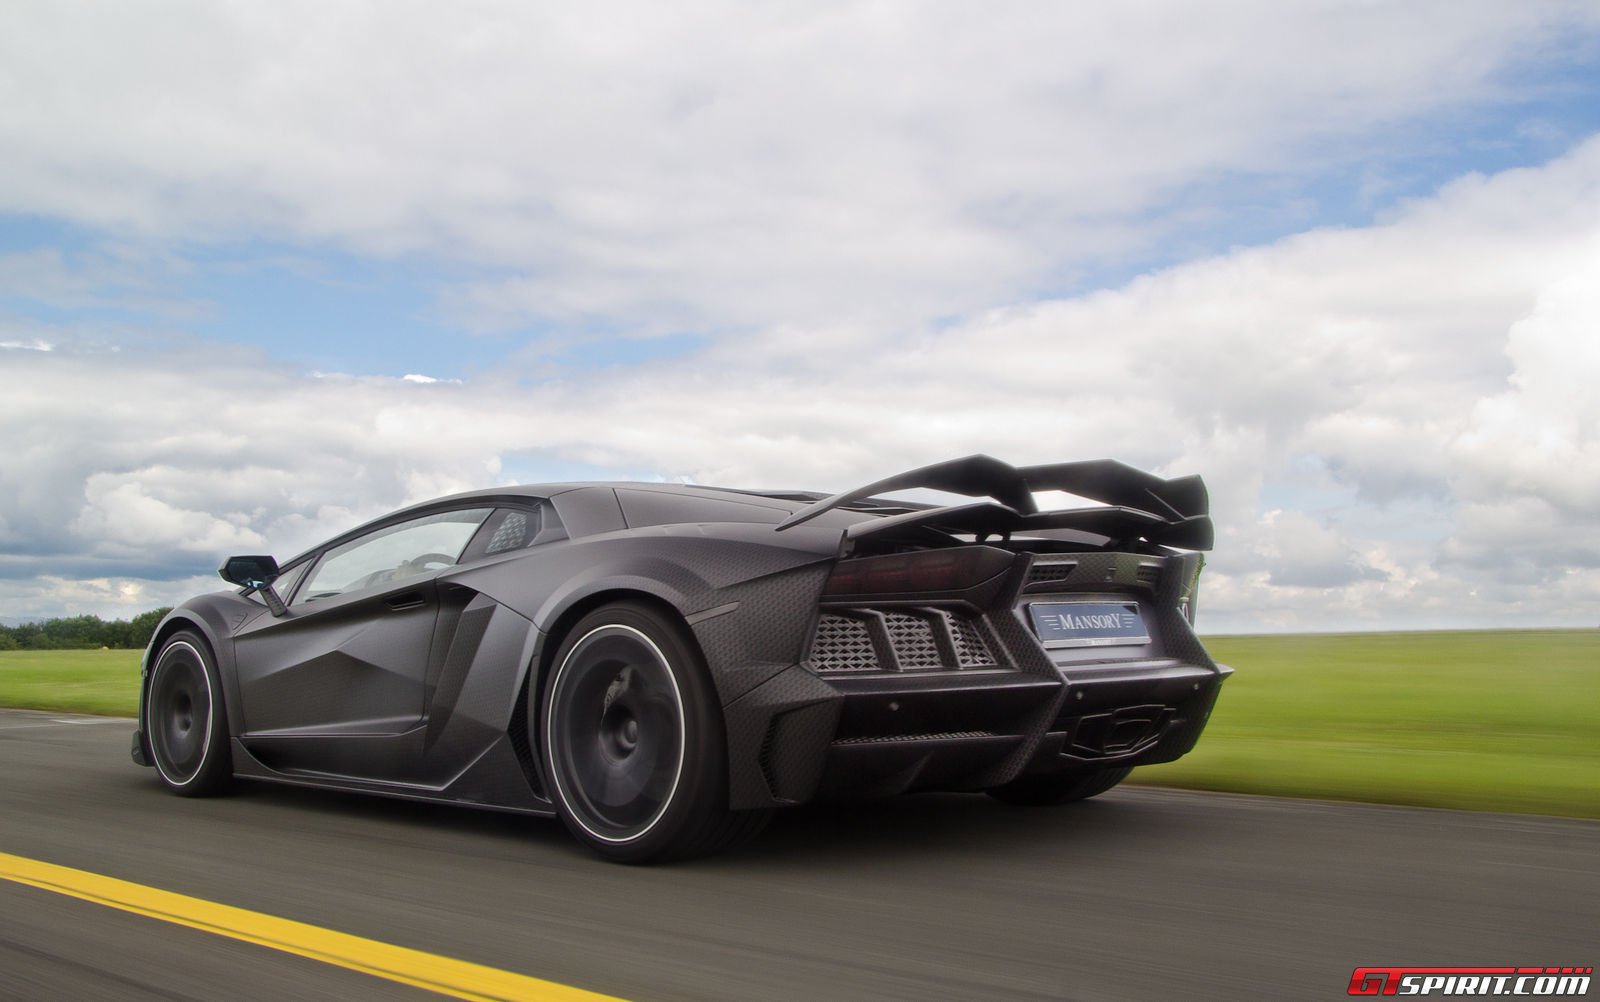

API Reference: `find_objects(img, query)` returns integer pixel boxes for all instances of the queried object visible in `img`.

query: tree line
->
[0,609,172,651]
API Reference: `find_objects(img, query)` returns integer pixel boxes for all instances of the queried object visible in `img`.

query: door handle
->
[385,592,426,612]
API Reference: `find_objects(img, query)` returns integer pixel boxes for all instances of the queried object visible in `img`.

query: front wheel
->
[985,765,1132,806]
[146,630,233,796]
[541,602,767,862]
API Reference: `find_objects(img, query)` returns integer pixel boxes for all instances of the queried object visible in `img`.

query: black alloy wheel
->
[146,630,233,796]
[542,602,767,862]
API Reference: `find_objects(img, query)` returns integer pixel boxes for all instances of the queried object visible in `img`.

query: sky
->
[2,1,1598,633]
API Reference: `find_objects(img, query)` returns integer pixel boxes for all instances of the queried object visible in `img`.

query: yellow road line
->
[0,851,628,1002]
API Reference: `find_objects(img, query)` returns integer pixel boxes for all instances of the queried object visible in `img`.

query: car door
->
[409,504,554,790]
[231,507,493,783]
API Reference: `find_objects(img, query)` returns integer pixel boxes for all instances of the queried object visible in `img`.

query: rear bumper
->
[723,659,1230,809]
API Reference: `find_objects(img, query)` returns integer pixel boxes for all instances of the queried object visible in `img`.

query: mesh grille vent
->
[810,615,878,672]
[835,731,996,745]
[881,612,942,669]
[948,614,993,667]
[486,511,529,554]
[1025,561,1076,591]
[811,609,997,674]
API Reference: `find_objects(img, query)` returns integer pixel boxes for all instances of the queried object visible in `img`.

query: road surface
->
[1,709,1593,1000]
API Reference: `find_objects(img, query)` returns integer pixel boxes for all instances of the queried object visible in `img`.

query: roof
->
[275,455,1212,565]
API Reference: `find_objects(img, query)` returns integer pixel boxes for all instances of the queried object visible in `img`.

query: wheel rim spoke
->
[551,624,685,840]
[152,651,210,782]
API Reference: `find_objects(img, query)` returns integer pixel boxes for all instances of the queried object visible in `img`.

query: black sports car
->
[134,455,1231,861]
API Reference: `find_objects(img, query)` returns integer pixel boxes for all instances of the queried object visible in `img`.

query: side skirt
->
[227,737,557,818]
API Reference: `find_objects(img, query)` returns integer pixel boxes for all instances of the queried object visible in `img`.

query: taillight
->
[822,546,1015,598]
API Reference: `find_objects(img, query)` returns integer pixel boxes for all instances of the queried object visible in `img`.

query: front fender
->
[138,592,266,756]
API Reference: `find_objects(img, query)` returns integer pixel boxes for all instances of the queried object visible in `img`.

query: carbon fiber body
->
[133,457,1231,818]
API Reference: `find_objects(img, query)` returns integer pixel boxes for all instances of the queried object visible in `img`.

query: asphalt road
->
[1,708,1594,1002]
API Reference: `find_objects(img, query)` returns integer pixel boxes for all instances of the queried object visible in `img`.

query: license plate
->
[1028,601,1149,648]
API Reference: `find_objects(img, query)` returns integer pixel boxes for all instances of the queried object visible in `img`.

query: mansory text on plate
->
[134,455,1231,861]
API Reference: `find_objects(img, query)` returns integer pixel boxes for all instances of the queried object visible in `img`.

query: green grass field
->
[1,630,1595,818]
[1132,630,1598,818]
[0,648,142,716]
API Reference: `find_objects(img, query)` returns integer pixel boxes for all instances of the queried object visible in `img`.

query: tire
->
[146,630,233,797]
[985,765,1132,806]
[542,602,768,862]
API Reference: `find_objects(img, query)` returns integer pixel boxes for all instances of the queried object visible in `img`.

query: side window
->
[296,508,492,604]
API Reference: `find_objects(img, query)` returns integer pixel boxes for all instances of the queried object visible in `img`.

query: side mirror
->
[218,555,288,617]
[219,555,280,588]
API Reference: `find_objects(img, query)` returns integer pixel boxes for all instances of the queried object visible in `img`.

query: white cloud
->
[3,3,1600,631]
[3,2,1597,331]
[1453,252,1600,517]
[73,474,267,556]
[3,136,1597,629]
[0,574,216,624]
[1251,510,1385,590]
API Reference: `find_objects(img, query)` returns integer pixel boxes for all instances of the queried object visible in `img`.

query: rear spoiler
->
[774,454,1213,550]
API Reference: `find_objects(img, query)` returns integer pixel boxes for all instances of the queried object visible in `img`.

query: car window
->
[296,508,492,604]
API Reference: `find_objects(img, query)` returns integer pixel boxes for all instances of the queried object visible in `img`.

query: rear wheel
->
[147,631,233,796]
[542,602,768,862]
[986,765,1132,806]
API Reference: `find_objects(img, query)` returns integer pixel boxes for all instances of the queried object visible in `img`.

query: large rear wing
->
[774,454,1213,550]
